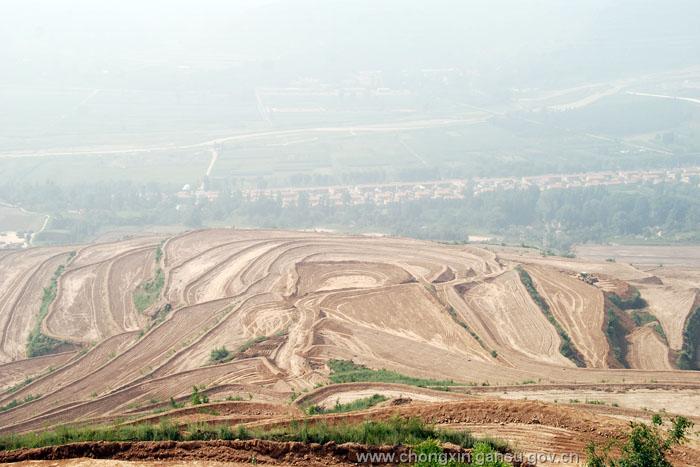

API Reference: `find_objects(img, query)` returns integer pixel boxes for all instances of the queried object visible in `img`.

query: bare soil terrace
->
[0,229,698,463]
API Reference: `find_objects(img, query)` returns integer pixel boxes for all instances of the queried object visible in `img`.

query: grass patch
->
[237,336,268,355]
[630,310,668,343]
[244,416,506,451]
[516,267,586,367]
[630,310,656,326]
[27,265,68,357]
[133,268,164,313]
[306,394,388,415]
[585,399,606,405]
[169,397,183,409]
[327,359,457,388]
[446,305,496,355]
[155,244,163,263]
[653,323,667,341]
[4,376,35,395]
[0,394,40,413]
[0,417,508,455]
[133,246,166,313]
[0,421,183,450]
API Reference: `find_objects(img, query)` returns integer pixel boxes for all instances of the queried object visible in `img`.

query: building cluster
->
[243,181,467,207]
[473,167,700,195]
[0,231,29,250]
[178,167,700,208]
[176,184,220,202]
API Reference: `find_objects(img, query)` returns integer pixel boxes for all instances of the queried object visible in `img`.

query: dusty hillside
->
[0,229,698,443]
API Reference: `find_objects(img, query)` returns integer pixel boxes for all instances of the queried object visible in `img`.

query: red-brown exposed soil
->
[0,439,487,466]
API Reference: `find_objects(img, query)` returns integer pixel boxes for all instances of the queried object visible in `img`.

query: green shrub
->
[586,416,693,467]
[189,386,209,405]
[411,438,510,467]
[133,268,164,313]
[169,396,183,409]
[413,439,448,467]
[210,346,231,363]
[5,377,35,394]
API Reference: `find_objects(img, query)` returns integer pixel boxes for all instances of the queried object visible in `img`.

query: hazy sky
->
[2,0,699,90]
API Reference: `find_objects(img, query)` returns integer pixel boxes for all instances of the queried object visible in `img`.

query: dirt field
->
[1,229,699,455]
[575,244,700,268]
[523,266,608,368]
[7,461,259,467]
[484,386,700,418]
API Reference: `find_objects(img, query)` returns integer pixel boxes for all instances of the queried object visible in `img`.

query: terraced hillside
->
[1,229,699,438]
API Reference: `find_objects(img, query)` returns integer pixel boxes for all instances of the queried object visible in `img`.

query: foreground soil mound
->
[1,397,698,466]
[0,439,481,466]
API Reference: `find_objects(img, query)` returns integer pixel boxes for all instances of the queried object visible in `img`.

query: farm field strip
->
[524,265,608,368]
[460,271,572,366]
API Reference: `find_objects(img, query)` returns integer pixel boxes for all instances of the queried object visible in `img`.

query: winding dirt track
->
[1,229,699,438]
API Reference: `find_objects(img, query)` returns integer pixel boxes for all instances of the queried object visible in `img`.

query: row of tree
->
[1,180,698,251]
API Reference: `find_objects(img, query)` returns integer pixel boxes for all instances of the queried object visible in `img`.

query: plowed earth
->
[1,230,698,464]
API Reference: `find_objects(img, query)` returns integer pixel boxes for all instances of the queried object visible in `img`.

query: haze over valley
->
[1,2,699,466]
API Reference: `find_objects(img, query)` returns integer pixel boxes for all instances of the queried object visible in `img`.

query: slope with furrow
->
[2,230,700,435]
[459,270,572,366]
[0,251,72,361]
[635,281,698,351]
[524,265,609,368]
[44,246,156,343]
[0,248,73,362]
[627,325,674,370]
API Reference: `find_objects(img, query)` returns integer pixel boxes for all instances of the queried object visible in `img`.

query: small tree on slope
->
[586,415,693,467]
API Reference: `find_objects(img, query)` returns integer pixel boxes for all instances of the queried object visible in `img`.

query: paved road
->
[0,116,490,159]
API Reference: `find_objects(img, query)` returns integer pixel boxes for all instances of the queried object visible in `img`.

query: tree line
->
[1,180,698,252]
